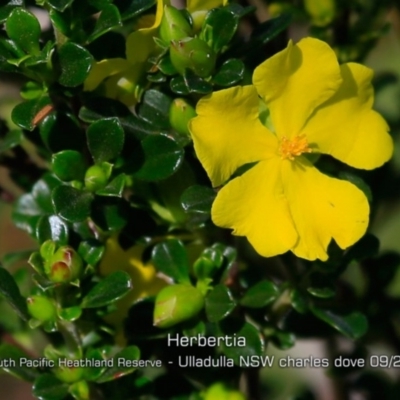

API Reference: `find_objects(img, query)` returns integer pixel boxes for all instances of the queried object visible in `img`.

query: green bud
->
[27,295,57,322]
[53,362,84,383]
[170,37,216,78]
[47,246,83,283]
[69,380,90,400]
[84,163,112,192]
[304,0,335,27]
[160,5,192,43]
[169,98,197,136]
[154,284,204,328]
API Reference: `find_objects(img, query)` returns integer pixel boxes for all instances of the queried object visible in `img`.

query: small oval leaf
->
[205,284,236,322]
[58,42,93,87]
[81,271,132,308]
[52,185,93,223]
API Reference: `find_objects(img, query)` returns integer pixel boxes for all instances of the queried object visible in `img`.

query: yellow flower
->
[84,0,166,106]
[99,235,167,327]
[84,0,227,106]
[189,38,393,261]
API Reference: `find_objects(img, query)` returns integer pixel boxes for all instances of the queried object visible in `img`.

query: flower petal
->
[84,58,129,91]
[304,63,392,169]
[253,38,342,138]
[212,158,298,257]
[190,85,277,187]
[282,159,369,261]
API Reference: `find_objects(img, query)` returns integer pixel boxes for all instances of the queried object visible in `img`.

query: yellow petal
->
[304,63,392,169]
[212,158,298,257]
[84,58,129,91]
[126,0,166,62]
[190,85,278,187]
[253,38,342,138]
[187,0,227,12]
[282,158,369,261]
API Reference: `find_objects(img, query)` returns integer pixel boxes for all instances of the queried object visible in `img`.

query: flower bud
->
[159,5,192,43]
[84,163,111,192]
[170,37,216,78]
[169,98,197,136]
[27,295,57,322]
[47,246,83,283]
[304,0,335,27]
[153,284,204,328]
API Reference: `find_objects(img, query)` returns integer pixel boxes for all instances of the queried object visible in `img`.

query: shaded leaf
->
[151,239,190,283]
[87,117,124,163]
[205,284,236,322]
[0,267,29,321]
[52,186,93,223]
[59,42,93,87]
[240,280,279,308]
[81,271,132,308]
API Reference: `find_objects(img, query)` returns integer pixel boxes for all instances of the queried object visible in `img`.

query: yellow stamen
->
[279,135,312,160]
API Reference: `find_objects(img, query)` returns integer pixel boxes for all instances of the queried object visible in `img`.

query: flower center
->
[279,135,312,160]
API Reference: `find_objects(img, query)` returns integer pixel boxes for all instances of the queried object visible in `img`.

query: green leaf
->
[113,0,155,20]
[88,4,122,42]
[47,0,75,12]
[36,215,69,245]
[344,233,379,263]
[87,117,124,163]
[200,8,238,52]
[58,42,93,87]
[290,289,308,314]
[2,250,34,269]
[33,373,69,400]
[58,306,82,321]
[90,197,128,231]
[32,174,61,215]
[12,96,52,131]
[81,271,132,308]
[170,71,213,95]
[307,286,335,299]
[0,0,23,24]
[96,346,140,383]
[251,13,292,45]
[138,90,171,130]
[80,97,157,139]
[96,174,126,197]
[132,135,183,181]
[40,112,84,152]
[205,284,236,322]
[52,185,93,223]
[240,280,279,308]
[219,320,264,365]
[83,348,107,381]
[0,344,39,382]
[52,150,86,182]
[311,307,368,339]
[151,239,190,283]
[0,267,29,321]
[271,330,295,350]
[6,8,41,54]
[0,129,22,152]
[181,185,215,214]
[78,239,105,266]
[212,59,244,87]
[12,194,42,235]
